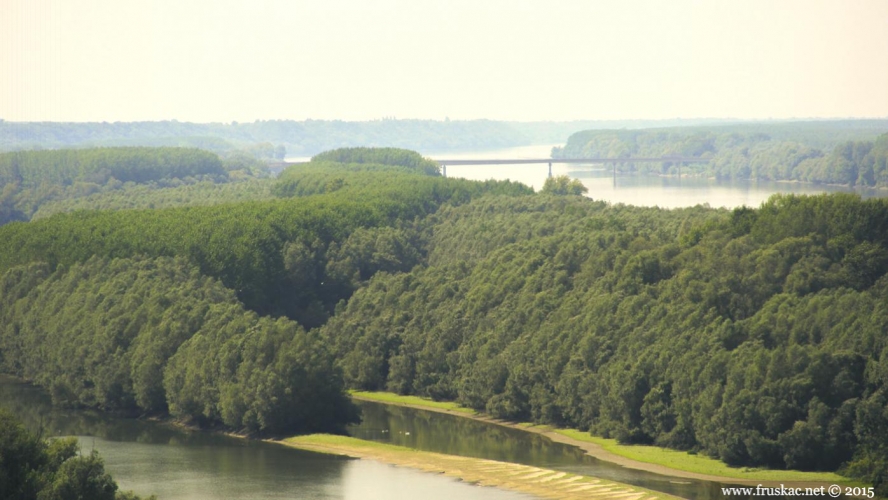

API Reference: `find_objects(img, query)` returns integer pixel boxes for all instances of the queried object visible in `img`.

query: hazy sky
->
[2,0,888,123]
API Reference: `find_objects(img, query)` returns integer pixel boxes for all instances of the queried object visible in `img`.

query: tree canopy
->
[541,175,588,196]
[0,147,274,226]
[0,409,155,500]
[555,123,888,187]
[0,146,886,493]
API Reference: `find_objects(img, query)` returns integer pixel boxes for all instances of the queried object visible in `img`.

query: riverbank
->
[281,434,675,500]
[350,391,851,488]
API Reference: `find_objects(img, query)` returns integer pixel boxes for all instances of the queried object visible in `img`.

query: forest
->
[0,147,273,225]
[0,147,530,435]
[554,121,888,187]
[322,192,888,490]
[0,146,886,494]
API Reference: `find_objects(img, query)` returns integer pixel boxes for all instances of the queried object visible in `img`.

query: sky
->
[2,0,888,123]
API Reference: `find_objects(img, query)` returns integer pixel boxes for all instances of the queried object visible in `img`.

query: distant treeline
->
[0,147,225,187]
[554,121,888,187]
[0,146,269,225]
[2,118,739,156]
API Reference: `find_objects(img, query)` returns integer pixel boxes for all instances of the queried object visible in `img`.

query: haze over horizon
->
[3,0,888,124]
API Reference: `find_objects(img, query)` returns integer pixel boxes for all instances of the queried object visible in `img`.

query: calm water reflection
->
[0,375,532,500]
[428,145,887,208]
[1,374,792,500]
[350,400,790,500]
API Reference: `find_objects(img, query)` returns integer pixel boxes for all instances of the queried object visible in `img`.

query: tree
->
[541,175,588,196]
[0,409,154,500]
[38,451,118,500]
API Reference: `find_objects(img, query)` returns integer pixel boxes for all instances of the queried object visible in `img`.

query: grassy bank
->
[549,429,848,484]
[351,391,851,485]
[281,434,674,500]
[350,390,476,414]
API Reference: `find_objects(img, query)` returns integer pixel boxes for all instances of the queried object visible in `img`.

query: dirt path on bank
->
[350,395,836,489]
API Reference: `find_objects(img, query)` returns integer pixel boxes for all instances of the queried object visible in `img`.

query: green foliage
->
[556,123,888,186]
[541,175,588,196]
[3,145,887,490]
[0,408,47,499]
[0,148,534,434]
[843,390,888,496]
[0,256,359,435]
[0,147,257,225]
[312,147,440,175]
[31,179,274,219]
[0,409,154,500]
[0,147,224,188]
[326,226,424,288]
[0,153,531,326]
[38,450,118,500]
[322,192,888,490]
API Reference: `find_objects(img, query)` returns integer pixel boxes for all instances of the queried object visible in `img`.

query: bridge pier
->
[548,162,552,178]
[442,164,447,177]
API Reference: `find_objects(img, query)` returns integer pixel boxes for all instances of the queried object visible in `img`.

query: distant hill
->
[1,118,735,156]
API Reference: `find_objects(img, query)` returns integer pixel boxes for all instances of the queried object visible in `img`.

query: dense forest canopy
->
[0,147,225,188]
[0,149,531,325]
[554,121,888,187]
[0,146,886,493]
[0,147,531,436]
[0,146,271,226]
[0,257,358,434]
[30,179,275,220]
[311,147,441,175]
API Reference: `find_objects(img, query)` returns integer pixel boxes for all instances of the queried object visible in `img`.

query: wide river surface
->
[426,144,887,208]
[0,375,532,500]
[1,375,775,500]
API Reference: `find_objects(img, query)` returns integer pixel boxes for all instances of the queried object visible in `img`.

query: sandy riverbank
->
[280,434,676,500]
[350,394,845,489]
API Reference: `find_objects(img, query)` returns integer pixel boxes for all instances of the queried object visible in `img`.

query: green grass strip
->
[350,390,476,414]
[350,391,852,484]
[552,429,850,484]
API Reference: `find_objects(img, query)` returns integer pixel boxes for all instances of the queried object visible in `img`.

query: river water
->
[352,400,753,500]
[1,374,780,500]
[427,144,887,208]
[0,375,531,500]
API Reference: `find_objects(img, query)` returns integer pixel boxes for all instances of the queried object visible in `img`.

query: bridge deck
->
[435,157,709,165]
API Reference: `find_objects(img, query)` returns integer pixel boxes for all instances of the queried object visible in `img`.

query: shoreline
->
[581,168,888,191]
[350,393,848,489]
[277,434,676,500]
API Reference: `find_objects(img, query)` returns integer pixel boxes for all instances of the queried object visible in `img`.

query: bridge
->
[434,157,710,178]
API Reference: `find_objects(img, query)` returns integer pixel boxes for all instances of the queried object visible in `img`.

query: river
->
[0,375,532,500]
[1,374,777,500]
[426,144,887,208]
